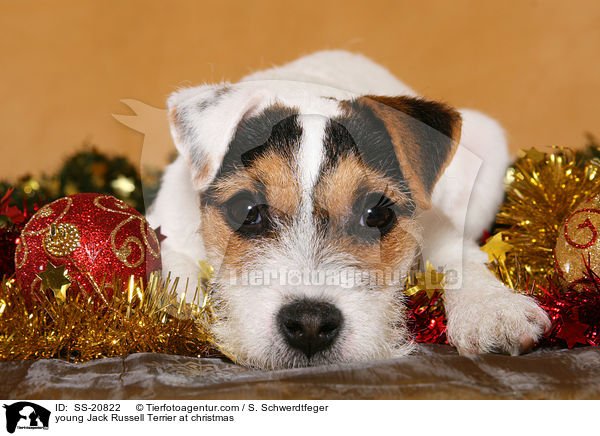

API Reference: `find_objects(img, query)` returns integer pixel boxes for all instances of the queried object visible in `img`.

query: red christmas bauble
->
[15,193,161,304]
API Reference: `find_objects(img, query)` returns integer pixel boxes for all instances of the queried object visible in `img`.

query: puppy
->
[147,51,550,369]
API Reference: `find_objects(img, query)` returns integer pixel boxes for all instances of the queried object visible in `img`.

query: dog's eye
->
[359,194,396,230]
[360,204,395,229]
[354,193,412,240]
[223,192,269,235]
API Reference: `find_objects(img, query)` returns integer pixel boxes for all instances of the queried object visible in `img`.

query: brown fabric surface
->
[2,345,600,400]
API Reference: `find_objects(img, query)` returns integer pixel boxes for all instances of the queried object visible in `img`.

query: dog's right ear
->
[167,84,266,191]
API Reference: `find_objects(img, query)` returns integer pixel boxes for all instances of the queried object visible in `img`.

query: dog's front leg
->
[420,211,551,355]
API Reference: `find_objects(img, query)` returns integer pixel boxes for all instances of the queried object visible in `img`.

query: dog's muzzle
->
[277,299,343,358]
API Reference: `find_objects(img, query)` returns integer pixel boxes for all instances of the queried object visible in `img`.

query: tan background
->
[1,0,599,180]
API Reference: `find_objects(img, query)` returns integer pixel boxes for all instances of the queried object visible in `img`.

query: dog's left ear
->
[360,95,462,210]
[167,84,266,190]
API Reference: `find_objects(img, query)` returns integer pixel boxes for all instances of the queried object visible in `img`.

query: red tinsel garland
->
[406,290,448,344]
[535,263,600,348]
[406,261,600,349]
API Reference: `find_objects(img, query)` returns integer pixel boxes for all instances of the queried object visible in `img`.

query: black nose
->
[277,300,343,358]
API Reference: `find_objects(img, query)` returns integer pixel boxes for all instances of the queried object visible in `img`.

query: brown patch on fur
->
[205,149,301,216]
[314,154,411,223]
[360,96,461,210]
[200,148,301,272]
[366,96,462,145]
[245,151,300,216]
[200,205,254,273]
[314,154,420,271]
[204,173,259,203]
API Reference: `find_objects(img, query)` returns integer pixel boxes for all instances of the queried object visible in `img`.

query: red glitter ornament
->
[15,193,161,304]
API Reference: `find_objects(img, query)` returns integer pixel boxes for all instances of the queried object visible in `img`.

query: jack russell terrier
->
[147,51,550,369]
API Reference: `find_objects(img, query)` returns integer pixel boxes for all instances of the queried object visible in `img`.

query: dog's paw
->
[446,290,551,356]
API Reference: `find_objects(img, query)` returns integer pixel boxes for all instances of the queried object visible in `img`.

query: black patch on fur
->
[322,102,408,189]
[322,118,358,165]
[202,105,302,206]
[366,95,460,194]
[405,100,459,193]
[384,96,457,139]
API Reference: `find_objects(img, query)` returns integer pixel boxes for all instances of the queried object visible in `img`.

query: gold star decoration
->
[481,232,513,263]
[518,147,546,163]
[413,262,446,298]
[36,262,72,303]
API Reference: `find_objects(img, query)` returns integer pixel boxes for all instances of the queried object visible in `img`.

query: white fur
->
[297,115,326,210]
[148,50,550,367]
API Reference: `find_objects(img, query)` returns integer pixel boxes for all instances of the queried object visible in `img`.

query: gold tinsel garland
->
[491,147,600,291]
[0,263,450,361]
[3,145,600,361]
[0,272,219,362]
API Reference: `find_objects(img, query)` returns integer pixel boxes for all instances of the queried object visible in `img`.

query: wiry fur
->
[209,216,414,369]
[147,51,550,368]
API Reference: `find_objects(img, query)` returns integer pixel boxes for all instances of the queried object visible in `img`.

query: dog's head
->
[167,81,461,368]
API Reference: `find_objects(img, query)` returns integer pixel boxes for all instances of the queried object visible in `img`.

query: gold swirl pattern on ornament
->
[564,208,600,249]
[14,238,28,269]
[139,219,160,259]
[93,195,152,267]
[110,216,145,268]
[38,207,53,218]
[16,197,74,269]
[94,195,160,261]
